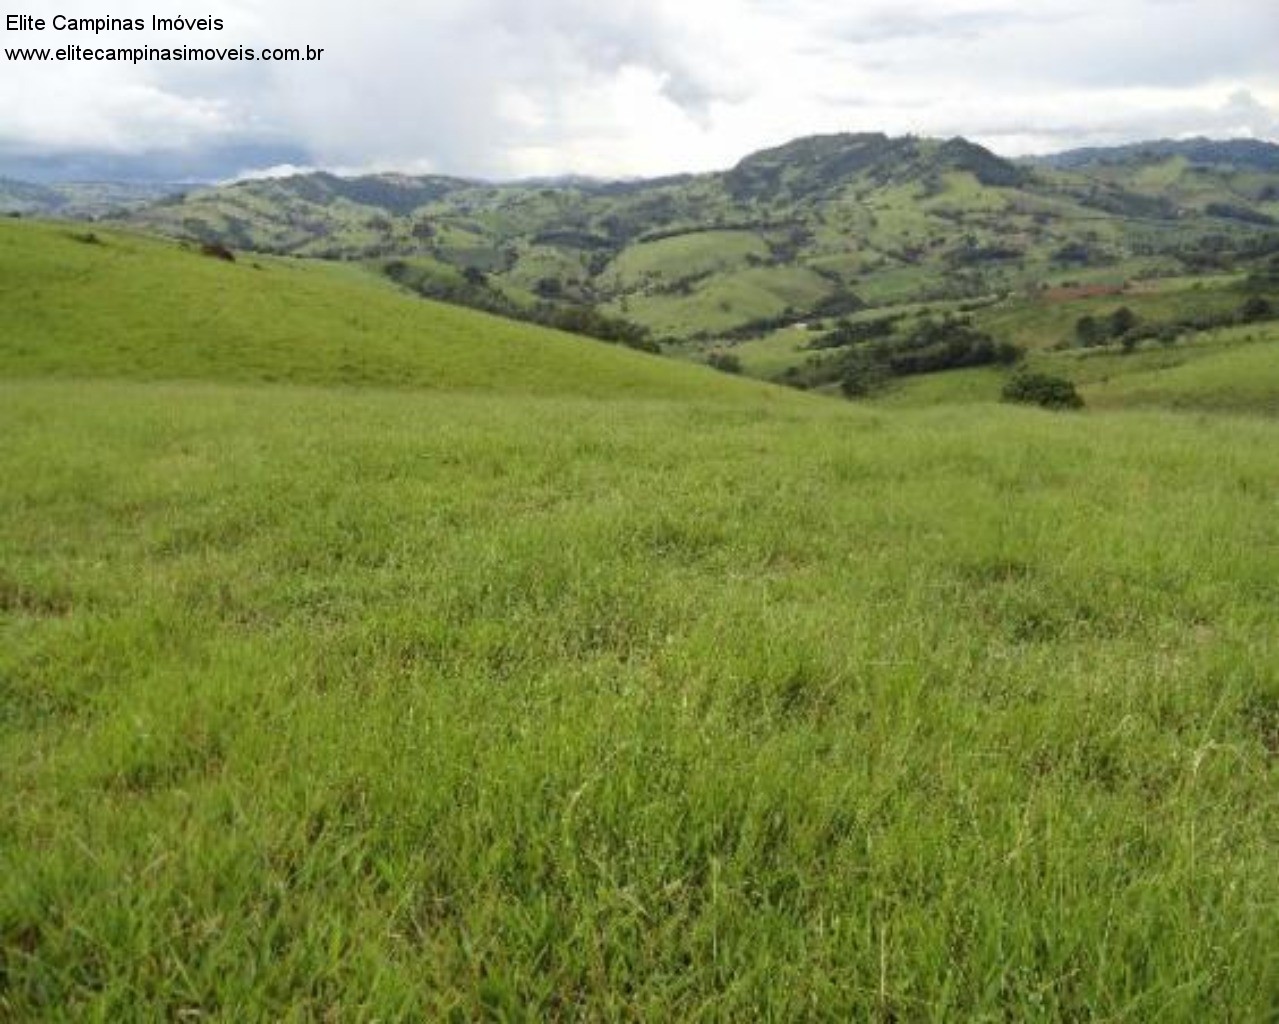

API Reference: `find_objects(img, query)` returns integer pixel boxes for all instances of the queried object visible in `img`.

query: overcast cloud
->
[1,0,1276,182]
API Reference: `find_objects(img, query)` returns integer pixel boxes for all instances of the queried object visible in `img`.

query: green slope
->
[0,219,785,404]
[1078,323,1279,414]
[1,217,1277,1019]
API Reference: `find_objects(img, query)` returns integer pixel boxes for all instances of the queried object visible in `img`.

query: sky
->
[1,0,1277,182]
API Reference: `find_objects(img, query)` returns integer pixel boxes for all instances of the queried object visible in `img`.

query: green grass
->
[606,231,769,289]
[722,325,816,378]
[970,279,1252,353]
[0,220,782,405]
[870,366,1007,407]
[610,265,833,338]
[2,218,1277,1018]
[1080,324,1279,414]
[860,323,1279,415]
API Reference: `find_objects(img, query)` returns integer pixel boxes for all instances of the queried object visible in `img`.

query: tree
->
[707,351,742,375]
[1239,295,1273,323]
[1107,306,1138,338]
[1002,372,1084,410]
[1075,315,1104,348]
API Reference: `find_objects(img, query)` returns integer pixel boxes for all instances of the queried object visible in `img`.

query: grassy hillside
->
[1077,323,1279,414]
[0,220,781,404]
[725,269,1279,412]
[609,265,834,337]
[868,322,1279,416]
[605,230,770,289]
[2,218,1277,1018]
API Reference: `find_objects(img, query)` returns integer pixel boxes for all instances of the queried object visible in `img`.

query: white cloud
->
[1,0,1276,180]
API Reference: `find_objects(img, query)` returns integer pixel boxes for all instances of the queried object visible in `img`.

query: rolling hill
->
[102,133,1279,349]
[0,178,183,218]
[0,218,781,404]
[1,213,1277,1017]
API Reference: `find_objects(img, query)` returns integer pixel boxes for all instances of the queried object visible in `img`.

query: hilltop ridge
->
[5,132,1277,349]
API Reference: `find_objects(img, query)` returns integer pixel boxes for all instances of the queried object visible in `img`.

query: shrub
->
[707,351,742,375]
[1239,295,1273,323]
[1108,306,1138,337]
[200,241,235,262]
[839,355,889,397]
[1075,315,1104,348]
[1002,372,1084,410]
[806,314,901,350]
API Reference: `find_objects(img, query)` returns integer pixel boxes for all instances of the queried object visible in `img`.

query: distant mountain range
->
[0,179,186,218]
[6,133,1277,342]
[1029,137,1279,172]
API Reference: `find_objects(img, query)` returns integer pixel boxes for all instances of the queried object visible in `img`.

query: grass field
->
[719,325,816,377]
[1079,324,1279,415]
[605,231,770,290]
[609,265,833,338]
[971,277,1251,353]
[866,322,1279,415]
[0,221,774,404]
[1,220,1277,1019]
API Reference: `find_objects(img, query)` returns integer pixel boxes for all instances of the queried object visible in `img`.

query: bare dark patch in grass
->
[0,576,73,618]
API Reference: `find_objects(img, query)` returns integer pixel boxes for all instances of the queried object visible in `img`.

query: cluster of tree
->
[383,259,658,353]
[880,316,1022,377]
[783,314,1021,397]
[1052,242,1096,265]
[1001,372,1084,410]
[1205,202,1276,227]
[1073,307,1138,348]
[540,306,658,351]
[768,225,816,263]
[1074,295,1277,353]
[1171,232,1279,273]
[804,313,904,350]
[531,229,614,250]
[1240,295,1276,322]
[947,241,1024,266]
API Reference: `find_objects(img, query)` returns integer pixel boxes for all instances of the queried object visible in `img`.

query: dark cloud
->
[0,141,313,184]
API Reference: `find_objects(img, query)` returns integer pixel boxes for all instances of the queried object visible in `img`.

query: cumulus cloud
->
[0,0,1275,181]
